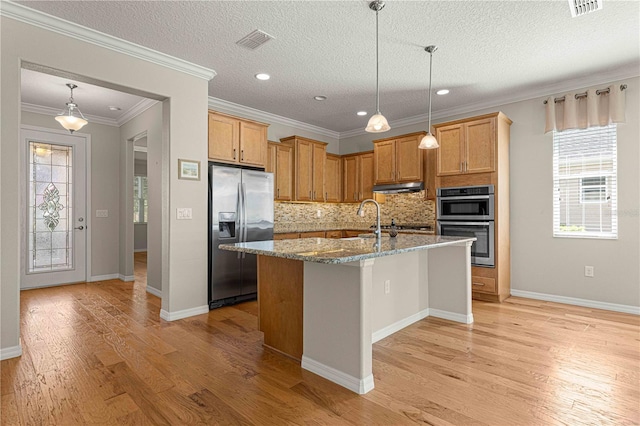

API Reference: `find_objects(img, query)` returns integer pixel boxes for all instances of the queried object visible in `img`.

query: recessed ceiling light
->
[357,111,367,116]
[436,89,450,95]
[314,96,327,101]
[108,106,121,111]
[255,73,270,80]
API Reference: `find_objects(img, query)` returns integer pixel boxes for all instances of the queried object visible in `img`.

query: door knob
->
[74,225,84,230]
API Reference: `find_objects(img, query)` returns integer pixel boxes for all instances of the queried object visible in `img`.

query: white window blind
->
[133,176,148,224]
[553,124,617,239]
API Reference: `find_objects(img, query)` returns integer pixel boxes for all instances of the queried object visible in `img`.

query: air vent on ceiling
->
[236,29,274,50]
[568,0,603,17]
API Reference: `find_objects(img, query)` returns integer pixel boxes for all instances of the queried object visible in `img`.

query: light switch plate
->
[176,208,192,220]
[96,209,108,218]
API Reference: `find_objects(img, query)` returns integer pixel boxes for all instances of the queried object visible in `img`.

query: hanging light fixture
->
[419,45,439,149]
[55,83,88,133]
[365,0,390,133]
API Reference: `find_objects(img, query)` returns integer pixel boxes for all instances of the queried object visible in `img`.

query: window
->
[133,176,148,224]
[553,124,617,239]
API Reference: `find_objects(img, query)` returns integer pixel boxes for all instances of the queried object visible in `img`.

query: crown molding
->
[208,97,340,140]
[117,99,159,126]
[339,67,640,139]
[22,98,160,128]
[0,0,216,81]
[21,102,119,127]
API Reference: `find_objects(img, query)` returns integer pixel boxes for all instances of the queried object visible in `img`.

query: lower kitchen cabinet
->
[274,233,300,240]
[325,230,343,239]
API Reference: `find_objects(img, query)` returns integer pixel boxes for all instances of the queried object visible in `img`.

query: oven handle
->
[437,195,492,201]
[438,221,493,226]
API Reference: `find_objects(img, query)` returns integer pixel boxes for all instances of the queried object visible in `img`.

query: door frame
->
[20,124,92,287]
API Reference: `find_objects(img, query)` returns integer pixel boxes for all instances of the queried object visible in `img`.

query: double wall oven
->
[437,185,495,267]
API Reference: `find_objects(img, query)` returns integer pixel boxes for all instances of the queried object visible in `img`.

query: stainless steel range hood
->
[372,181,424,194]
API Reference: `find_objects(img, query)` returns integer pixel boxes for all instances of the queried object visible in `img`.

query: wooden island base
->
[257,255,303,360]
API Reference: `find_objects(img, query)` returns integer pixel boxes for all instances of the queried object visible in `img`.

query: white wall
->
[341,76,640,309]
[20,111,122,278]
[1,15,210,355]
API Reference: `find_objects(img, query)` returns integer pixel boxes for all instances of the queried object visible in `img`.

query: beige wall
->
[120,102,163,293]
[341,76,640,308]
[1,16,210,354]
[20,111,121,278]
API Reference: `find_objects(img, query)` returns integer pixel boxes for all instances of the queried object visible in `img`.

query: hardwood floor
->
[2,254,639,424]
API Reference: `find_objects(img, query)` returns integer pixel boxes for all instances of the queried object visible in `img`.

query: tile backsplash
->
[274,191,435,232]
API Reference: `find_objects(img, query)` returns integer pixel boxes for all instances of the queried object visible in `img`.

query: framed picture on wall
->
[178,159,200,181]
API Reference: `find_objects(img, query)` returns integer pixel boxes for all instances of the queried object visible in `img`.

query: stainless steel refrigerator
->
[208,163,274,309]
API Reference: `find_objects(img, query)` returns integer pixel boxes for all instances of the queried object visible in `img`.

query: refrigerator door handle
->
[241,182,247,258]
[236,182,242,259]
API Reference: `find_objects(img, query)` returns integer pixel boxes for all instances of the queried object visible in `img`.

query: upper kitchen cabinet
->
[208,111,268,168]
[434,113,511,177]
[373,132,426,184]
[342,151,379,203]
[280,136,327,202]
[267,142,294,201]
[325,153,342,203]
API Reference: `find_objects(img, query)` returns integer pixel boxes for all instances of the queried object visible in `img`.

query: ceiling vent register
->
[568,0,603,17]
[236,29,275,50]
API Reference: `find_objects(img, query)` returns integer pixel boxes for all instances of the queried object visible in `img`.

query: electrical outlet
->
[384,280,390,294]
[585,266,594,277]
[176,208,192,220]
[316,209,322,218]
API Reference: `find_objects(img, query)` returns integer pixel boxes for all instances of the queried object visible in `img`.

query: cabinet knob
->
[277,188,280,198]
[241,150,244,161]
[233,149,237,160]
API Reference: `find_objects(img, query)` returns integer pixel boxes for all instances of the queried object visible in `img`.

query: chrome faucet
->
[356,199,381,239]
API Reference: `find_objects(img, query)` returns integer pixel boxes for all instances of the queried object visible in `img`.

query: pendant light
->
[365,0,390,133]
[55,83,88,133]
[419,45,439,149]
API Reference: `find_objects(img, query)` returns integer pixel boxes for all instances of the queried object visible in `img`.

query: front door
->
[21,127,87,289]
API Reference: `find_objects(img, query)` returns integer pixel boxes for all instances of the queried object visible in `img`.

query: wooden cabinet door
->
[266,142,276,173]
[395,135,422,182]
[423,149,437,200]
[359,153,375,201]
[295,140,313,201]
[343,156,359,203]
[311,143,326,202]
[465,118,495,174]
[325,230,342,239]
[436,124,464,176]
[239,121,266,167]
[275,144,293,201]
[373,140,395,184]
[325,154,341,202]
[208,113,238,162]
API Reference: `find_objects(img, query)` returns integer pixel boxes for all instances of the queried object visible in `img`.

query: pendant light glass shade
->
[55,84,88,133]
[418,133,438,149]
[365,1,390,133]
[366,113,390,133]
[419,45,439,149]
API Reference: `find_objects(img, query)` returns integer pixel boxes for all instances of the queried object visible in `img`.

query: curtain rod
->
[543,84,627,104]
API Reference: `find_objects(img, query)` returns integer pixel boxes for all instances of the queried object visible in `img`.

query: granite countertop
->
[219,234,475,264]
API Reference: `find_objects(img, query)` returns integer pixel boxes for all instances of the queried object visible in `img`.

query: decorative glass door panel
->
[28,142,74,272]
[21,127,87,289]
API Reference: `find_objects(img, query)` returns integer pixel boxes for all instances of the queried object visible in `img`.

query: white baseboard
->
[0,345,22,360]
[118,274,135,282]
[372,308,430,343]
[510,290,640,315]
[146,285,161,298]
[429,309,474,324]
[160,305,209,321]
[89,273,119,282]
[301,355,374,395]
[134,249,147,253]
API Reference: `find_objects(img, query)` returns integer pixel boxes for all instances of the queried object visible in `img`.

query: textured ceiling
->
[16,0,640,133]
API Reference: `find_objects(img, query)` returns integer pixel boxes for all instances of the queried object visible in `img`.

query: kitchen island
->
[219,234,475,394]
